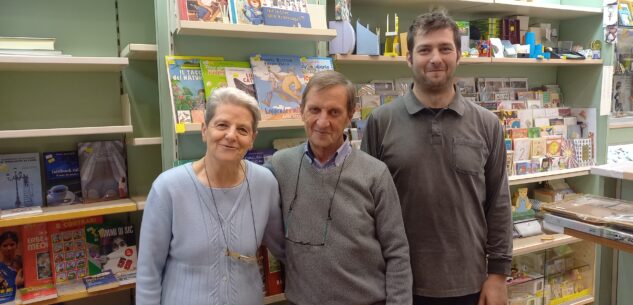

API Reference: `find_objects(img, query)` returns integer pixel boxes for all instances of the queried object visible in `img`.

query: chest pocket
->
[453,137,487,175]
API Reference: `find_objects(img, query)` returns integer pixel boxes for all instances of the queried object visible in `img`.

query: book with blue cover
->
[43,151,82,206]
[0,153,43,210]
[261,0,310,27]
[300,56,333,83]
[250,54,305,120]
[82,270,119,293]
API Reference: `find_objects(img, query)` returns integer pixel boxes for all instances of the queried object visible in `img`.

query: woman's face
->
[202,103,256,163]
[112,237,127,252]
[0,238,17,258]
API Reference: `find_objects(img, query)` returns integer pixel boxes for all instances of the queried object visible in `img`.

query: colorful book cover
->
[47,217,103,284]
[21,223,52,288]
[545,136,563,157]
[225,67,256,98]
[200,60,251,100]
[43,151,82,206]
[261,0,310,28]
[82,270,119,293]
[250,54,304,120]
[300,56,333,83]
[77,141,127,203]
[85,224,137,276]
[230,0,263,25]
[165,56,223,124]
[0,226,23,303]
[17,284,57,304]
[0,153,43,210]
[180,0,228,22]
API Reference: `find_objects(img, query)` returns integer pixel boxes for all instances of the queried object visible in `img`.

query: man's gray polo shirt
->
[361,89,512,298]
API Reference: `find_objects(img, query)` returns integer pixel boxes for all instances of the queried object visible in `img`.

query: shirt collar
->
[304,135,352,169]
[404,84,465,117]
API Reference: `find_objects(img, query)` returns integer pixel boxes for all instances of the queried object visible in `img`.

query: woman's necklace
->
[203,158,258,264]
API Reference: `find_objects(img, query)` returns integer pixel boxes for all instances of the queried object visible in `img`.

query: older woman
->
[136,87,284,305]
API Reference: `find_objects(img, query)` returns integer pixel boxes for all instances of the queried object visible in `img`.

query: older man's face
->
[302,85,351,160]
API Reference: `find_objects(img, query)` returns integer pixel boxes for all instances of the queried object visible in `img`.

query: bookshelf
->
[512,233,580,256]
[263,293,286,304]
[176,21,337,41]
[508,166,593,185]
[26,283,136,305]
[0,199,138,228]
[0,126,133,139]
[131,196,147,210]
[120,43,157,60]
[127,137,162,146]
[332,55,602,66]
[0,56,128,72]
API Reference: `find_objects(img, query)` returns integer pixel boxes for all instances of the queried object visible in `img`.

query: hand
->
[477,274,507,305]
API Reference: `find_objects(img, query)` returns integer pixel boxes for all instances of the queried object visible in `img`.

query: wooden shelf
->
[513,233,580,256]
[180,120,304,134]
[0,125,133,139]
[132,196,147,210]
[0,199,138,228]
[508,166,592,185]
[176,21,336,41]
[350,0,492,10]
[127,137,162,146]
[490,58,603,66]
[264,293,286,304]
[490,0,602,20]
[120,43,157,60]
[332,54,490,65]
[591,162,633,181]
[29,283,135,305]
[0,56,128,72]
[565,228,633,254]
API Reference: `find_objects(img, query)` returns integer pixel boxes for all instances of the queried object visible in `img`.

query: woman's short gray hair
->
[204,87,261,131]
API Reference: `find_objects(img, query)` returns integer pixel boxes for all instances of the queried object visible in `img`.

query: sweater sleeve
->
[373,167,413,305]
[484,123,513,276]
[136,185,173,305]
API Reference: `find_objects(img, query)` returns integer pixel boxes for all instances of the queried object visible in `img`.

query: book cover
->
[0,153,43,210]
[225,67,256,98]
[261,0,310,28]
[230,0,263,25]
[115,271,136,285]
[250,54,304,120]
[54,279,85,296]
[0,37,55,51]
[43,151,82,206]
[82,270,119,293]
[530,138,546,158]
[0,226,23,303]
[573,138,594,167]
[21,223,52,288]
[300,56,333,83]
[47,217,103,284]
[85,224,137,276]
[200,60,251,100]
[77,141,127,203]
[165,56,223,125]
[180,0,228,22]
[545,136,563,157]
[512,138,531,162]
[17,284,57,305]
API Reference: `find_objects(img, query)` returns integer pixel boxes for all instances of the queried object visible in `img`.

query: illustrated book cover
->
[77,141,127,203]
[261,0,310,28]
[199,60,251,100]
[0,153,43,211]
[17,284,57,305]
[250,54,305,120]
[0,226,23,303]
[165,56,223,125]
[21,223,52,288]
[225,67,256,98]
[43,151,82,206]
[85,223,137,276]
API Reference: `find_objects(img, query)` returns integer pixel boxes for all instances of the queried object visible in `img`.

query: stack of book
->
[0,37,69,57]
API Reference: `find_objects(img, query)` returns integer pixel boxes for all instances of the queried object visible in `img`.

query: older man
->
[268,70,412,305]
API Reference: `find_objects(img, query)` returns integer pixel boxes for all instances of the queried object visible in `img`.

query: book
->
[200,60,251,100]
[115,271,136,285]
[250,54,305,120]
[0,153,43,211]
[261,0,310,28]
[84,224,137,276]
[54,279,85,296]
[229,0,263,25]
[165,56,223,124]
[0,226,23,303]
[82,270,119,293]
[0,49,63,56]
[0,37,55,51]
[17,284,57,304]
[21,224,53,288]
[48,217,103,284]
[77,141,127,203]
[300,56,334,83]
[262,247,283,296]
[225,67,256,98]
[179,0,228,22]
[43,151,83,206]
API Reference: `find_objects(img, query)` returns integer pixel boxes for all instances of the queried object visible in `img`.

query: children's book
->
[250,54,304,120]
[77,141,127,203]
[47,217,103,284]
[165,56,223,125]
[0,153,43,211]
[84,224,137,276]
[82,270,119,293]
[179,0,229,23]
[200,60,251,100]
[21,223,52,288]
[0,226,23,303]
[261,0,310,27]
[17,284,57,304]
[229,0,263,25]
[225,67,256,98]
[43,151,82,206]
[300,56,333,83]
